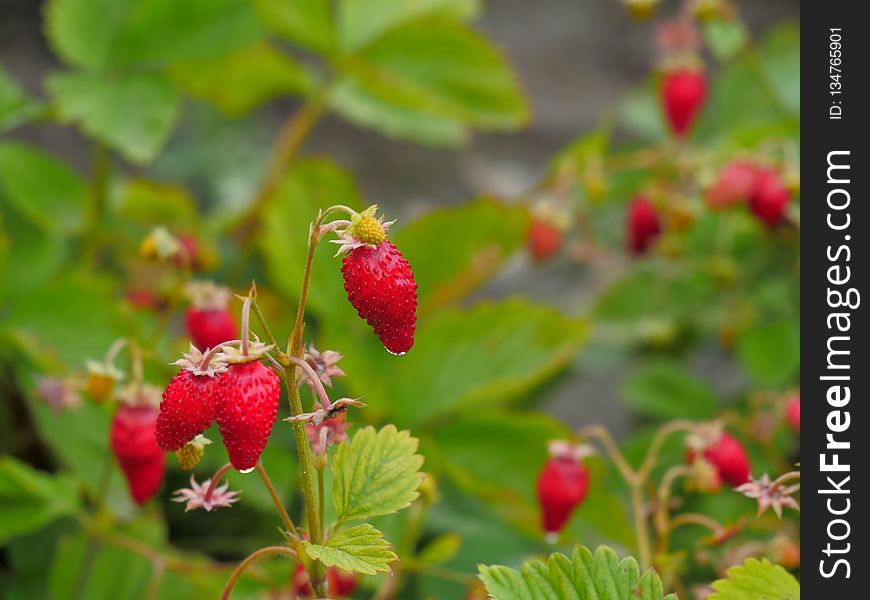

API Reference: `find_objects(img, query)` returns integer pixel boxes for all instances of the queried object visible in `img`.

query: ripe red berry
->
[688,432,751,487]
[292,563,313,597]
[785,395,800,432]
[626,196,662,255]
[527,218,564,262]
[111,403,165,505]
[217,361,280,472]
[662,68,707,137]
[537,456,589,535]
[156,369,227,451]
[706,160,758,209]
[186,308,236,352]
[749,169,790,227]
[328,568,358,598]
[341,241,417,355]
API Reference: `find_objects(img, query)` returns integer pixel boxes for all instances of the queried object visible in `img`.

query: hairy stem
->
[286,355,331,409]
[221,546,297,600]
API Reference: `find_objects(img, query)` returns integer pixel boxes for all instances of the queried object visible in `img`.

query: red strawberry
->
[186,308,236,352]
[156,369,226,452]
[706,160,758,209]
[185,281,237,351]
[111,395,165,505]
[327,568,358,598]
[662,68,707,137]
[217,361,280,472]
[785,395,800,432]
[537,456,589,535]
[527,218,564,262]
[342,241,417,355]
[749,169,790,227]
[687,432,751,487]
[626,196,662,255]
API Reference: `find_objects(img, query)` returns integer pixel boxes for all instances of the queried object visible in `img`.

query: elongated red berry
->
[527,218,564,262]
[217,361,280,471]
[342,240,417,355]
[111,387,165,505]
[662,68,707,137]
[156,372,224,452]
[688,432,751,487]
[626,196,662,255]
[706,160,758,209]
[749,169,790,227]
[537,455,589,535]
[785,395,800,432]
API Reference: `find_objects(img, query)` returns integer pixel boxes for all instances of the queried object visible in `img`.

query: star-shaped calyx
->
[330,205,396,256]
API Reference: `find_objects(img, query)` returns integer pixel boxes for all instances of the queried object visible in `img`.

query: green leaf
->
[115,179,198,226]
[384,299,586,427]
[391,198,529,314]
[621,360,719,420]
[417,532,462,565]
[253,0,334,55]
[332,425,424,523]
[757,25,800,116]
[303,524,396,575]
[0,142,88,235]
[703,19,749,61]
[45,0,263,70]
[433,411,567,512]
[0,457,79,544]
[48,71,181,164]
[169,42,312,116]
[331,19,529,144]
[710,557,800,600]
[479,545,677,600]
[338,0,479,51]
[0,66,44,134]
[258,159,363,315]
[736,319,799,387]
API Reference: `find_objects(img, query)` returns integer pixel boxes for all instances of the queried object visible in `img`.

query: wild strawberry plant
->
[1,0,798,598]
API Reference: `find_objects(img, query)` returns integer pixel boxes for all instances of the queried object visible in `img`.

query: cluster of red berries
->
[706,160,792,227]
[156,345,280,472]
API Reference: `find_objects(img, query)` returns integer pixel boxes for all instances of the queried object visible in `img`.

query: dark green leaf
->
[622,360,719,420]
[0,457,79,544]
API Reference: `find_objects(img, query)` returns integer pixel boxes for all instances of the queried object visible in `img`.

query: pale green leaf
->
[45,0,263,70]
[703,20,749,61]
[0,457,80,544]
[331,20,529,144]
[338,0,479,51]
[710,557,800,600]
[621,360,719,420]
[0,66,44,134]
[169,42,312,116]
[253,0,334,54]
[332,425,424,523]
[392,198,529,313]
[479,545,677,600]
[303,524,396,575]
[48,71,181,164]
[0,142,88,235]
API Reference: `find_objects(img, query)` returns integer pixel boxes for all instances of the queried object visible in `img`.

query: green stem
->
[256,461,300,541]
[221,546,297,600]
[317,466,326,536]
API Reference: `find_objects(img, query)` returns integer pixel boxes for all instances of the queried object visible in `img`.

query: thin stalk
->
[630,484,651,571]
[317,466,326,536]
[221,546,297,600]
[286,354,331,409]
[255,462,300,540]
